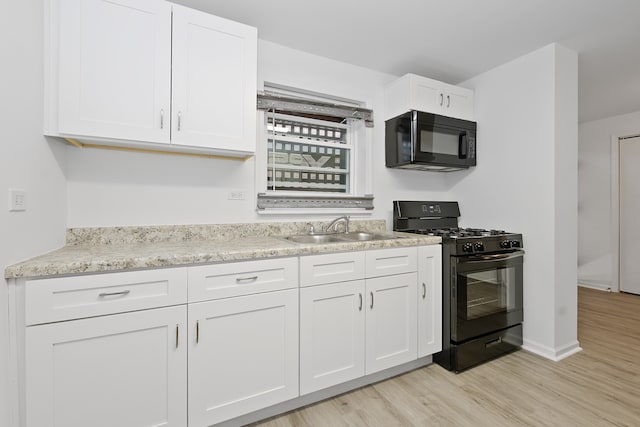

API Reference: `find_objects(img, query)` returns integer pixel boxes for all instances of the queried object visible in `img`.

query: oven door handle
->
[462,250,525,263]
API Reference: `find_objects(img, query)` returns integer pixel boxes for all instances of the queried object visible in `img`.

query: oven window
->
[460,266,517,320]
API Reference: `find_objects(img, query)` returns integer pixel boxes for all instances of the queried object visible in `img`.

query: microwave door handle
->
[459,132,468,159]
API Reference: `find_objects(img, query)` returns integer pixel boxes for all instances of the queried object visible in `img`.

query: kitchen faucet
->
[324,216,350,234]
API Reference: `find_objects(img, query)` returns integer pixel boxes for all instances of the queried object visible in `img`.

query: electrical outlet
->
[227,191,245,200]
[9,189,26,212]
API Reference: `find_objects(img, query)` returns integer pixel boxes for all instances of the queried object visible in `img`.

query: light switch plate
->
[9,189,26,212]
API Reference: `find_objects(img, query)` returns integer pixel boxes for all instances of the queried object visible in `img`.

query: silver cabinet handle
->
[160,109,164,129]
[175,324,179,349]
[98,290,130,298]
[370,292,374,309]
[177,111,182,131]
[196,320,200,344]
[358,293,363,311]
[446,95,451,108]
[440,93,444,106]
[422,283,427,299]
[236,276,258,283]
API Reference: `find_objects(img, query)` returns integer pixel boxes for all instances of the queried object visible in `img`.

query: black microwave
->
[385,110,476,171]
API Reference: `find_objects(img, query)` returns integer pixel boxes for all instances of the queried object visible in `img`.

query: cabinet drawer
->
[365,247,417,278]
[188,257,298,302]
[25,268,188,325]
[300,252,365,287]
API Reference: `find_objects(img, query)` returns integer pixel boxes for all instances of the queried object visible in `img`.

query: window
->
[266,113,351,193]
[256,85,374,212]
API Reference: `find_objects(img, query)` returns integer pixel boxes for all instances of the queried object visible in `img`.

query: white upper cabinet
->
[52,0,172,143]
[171,5,256,153]
[384,73,475,121]
[45,0,257,158]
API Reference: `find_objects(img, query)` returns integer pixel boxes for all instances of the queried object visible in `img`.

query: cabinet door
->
[365,272,418,374]
[411,76,445,115]
[417,246,443,357]
[25,306,187,427]
[188,289,298,426]
[171,5,257,154]
[56,0,171,142]
[443,84,475,121]
[300,280,365,395]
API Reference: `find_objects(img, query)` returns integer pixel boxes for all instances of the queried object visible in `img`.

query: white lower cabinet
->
[418,245,443,357]
[188,288,299,426]
[18,246,441,426]
[365,272,418,374]
[25,305,187,427]
[299,280,366,394]
[300,246,433,394]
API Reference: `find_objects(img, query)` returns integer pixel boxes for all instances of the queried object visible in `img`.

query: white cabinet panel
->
[25,305,187,427]
[418,245,443,357]
[25,267,187,325]
[365,272,418,374]
[365,246,417,278]
[300,251,365,286]
[171,5,257,153]
[188,289,298,426]
[56,0,171,142]
[188,257,297,302]
[300,280,365,394]
[384,73,475,121]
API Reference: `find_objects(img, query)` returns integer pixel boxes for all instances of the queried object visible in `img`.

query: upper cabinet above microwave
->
[44,0,257,159]
[384,74,474,122]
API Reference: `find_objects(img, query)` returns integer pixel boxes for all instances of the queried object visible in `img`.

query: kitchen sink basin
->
[284,234,346,244]
[338,232,397,241]
[284,232,404,244]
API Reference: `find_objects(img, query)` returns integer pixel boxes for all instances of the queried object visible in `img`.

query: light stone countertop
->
[4,221,441,279]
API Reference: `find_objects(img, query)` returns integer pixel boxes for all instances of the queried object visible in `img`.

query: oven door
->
[450,249,524,343]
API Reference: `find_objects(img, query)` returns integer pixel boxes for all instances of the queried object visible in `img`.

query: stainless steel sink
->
[284,232,404,244]
[338,232,399,241]
[284,234,346,244]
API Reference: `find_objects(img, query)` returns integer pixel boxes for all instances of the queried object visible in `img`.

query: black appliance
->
[385,111,476,171]
[393,200,523,372]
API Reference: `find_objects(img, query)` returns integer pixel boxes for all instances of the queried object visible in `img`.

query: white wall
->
[578,110,640,290]
[66,39,451,229]
[454,44,579,360]
[0,2,68,425]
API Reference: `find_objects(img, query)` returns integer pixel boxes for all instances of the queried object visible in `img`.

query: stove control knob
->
[462,243,474,253]
[500,240,511,249]
[510,240,521,248]
[474,242,485,252]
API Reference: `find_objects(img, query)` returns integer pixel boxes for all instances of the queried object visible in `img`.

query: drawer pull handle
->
[358,293,363,311]
[196,321,200,344]
[175,324,179,349]
[98,290,130,298]
[422,283,427,299]
[370,292,374,309]
[236,276,258,283]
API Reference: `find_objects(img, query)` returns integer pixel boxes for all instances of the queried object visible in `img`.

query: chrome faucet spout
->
[324,216,350,234]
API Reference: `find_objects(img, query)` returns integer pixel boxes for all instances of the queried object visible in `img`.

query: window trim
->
[255,83,374,215]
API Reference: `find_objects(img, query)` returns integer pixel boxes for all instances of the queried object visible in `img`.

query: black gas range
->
[393,201,524,372]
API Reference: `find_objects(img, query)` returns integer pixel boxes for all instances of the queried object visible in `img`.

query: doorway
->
[618,135,640,294]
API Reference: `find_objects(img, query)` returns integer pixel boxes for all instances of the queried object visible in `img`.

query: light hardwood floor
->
[252,287,640,426]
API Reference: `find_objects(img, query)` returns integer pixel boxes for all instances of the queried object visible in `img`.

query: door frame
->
[611,133,640,292]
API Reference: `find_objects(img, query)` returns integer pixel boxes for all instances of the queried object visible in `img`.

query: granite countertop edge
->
[5,233,441,280]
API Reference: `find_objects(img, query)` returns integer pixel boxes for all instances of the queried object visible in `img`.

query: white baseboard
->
[522,339,582,361]
[578,280,613,292]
